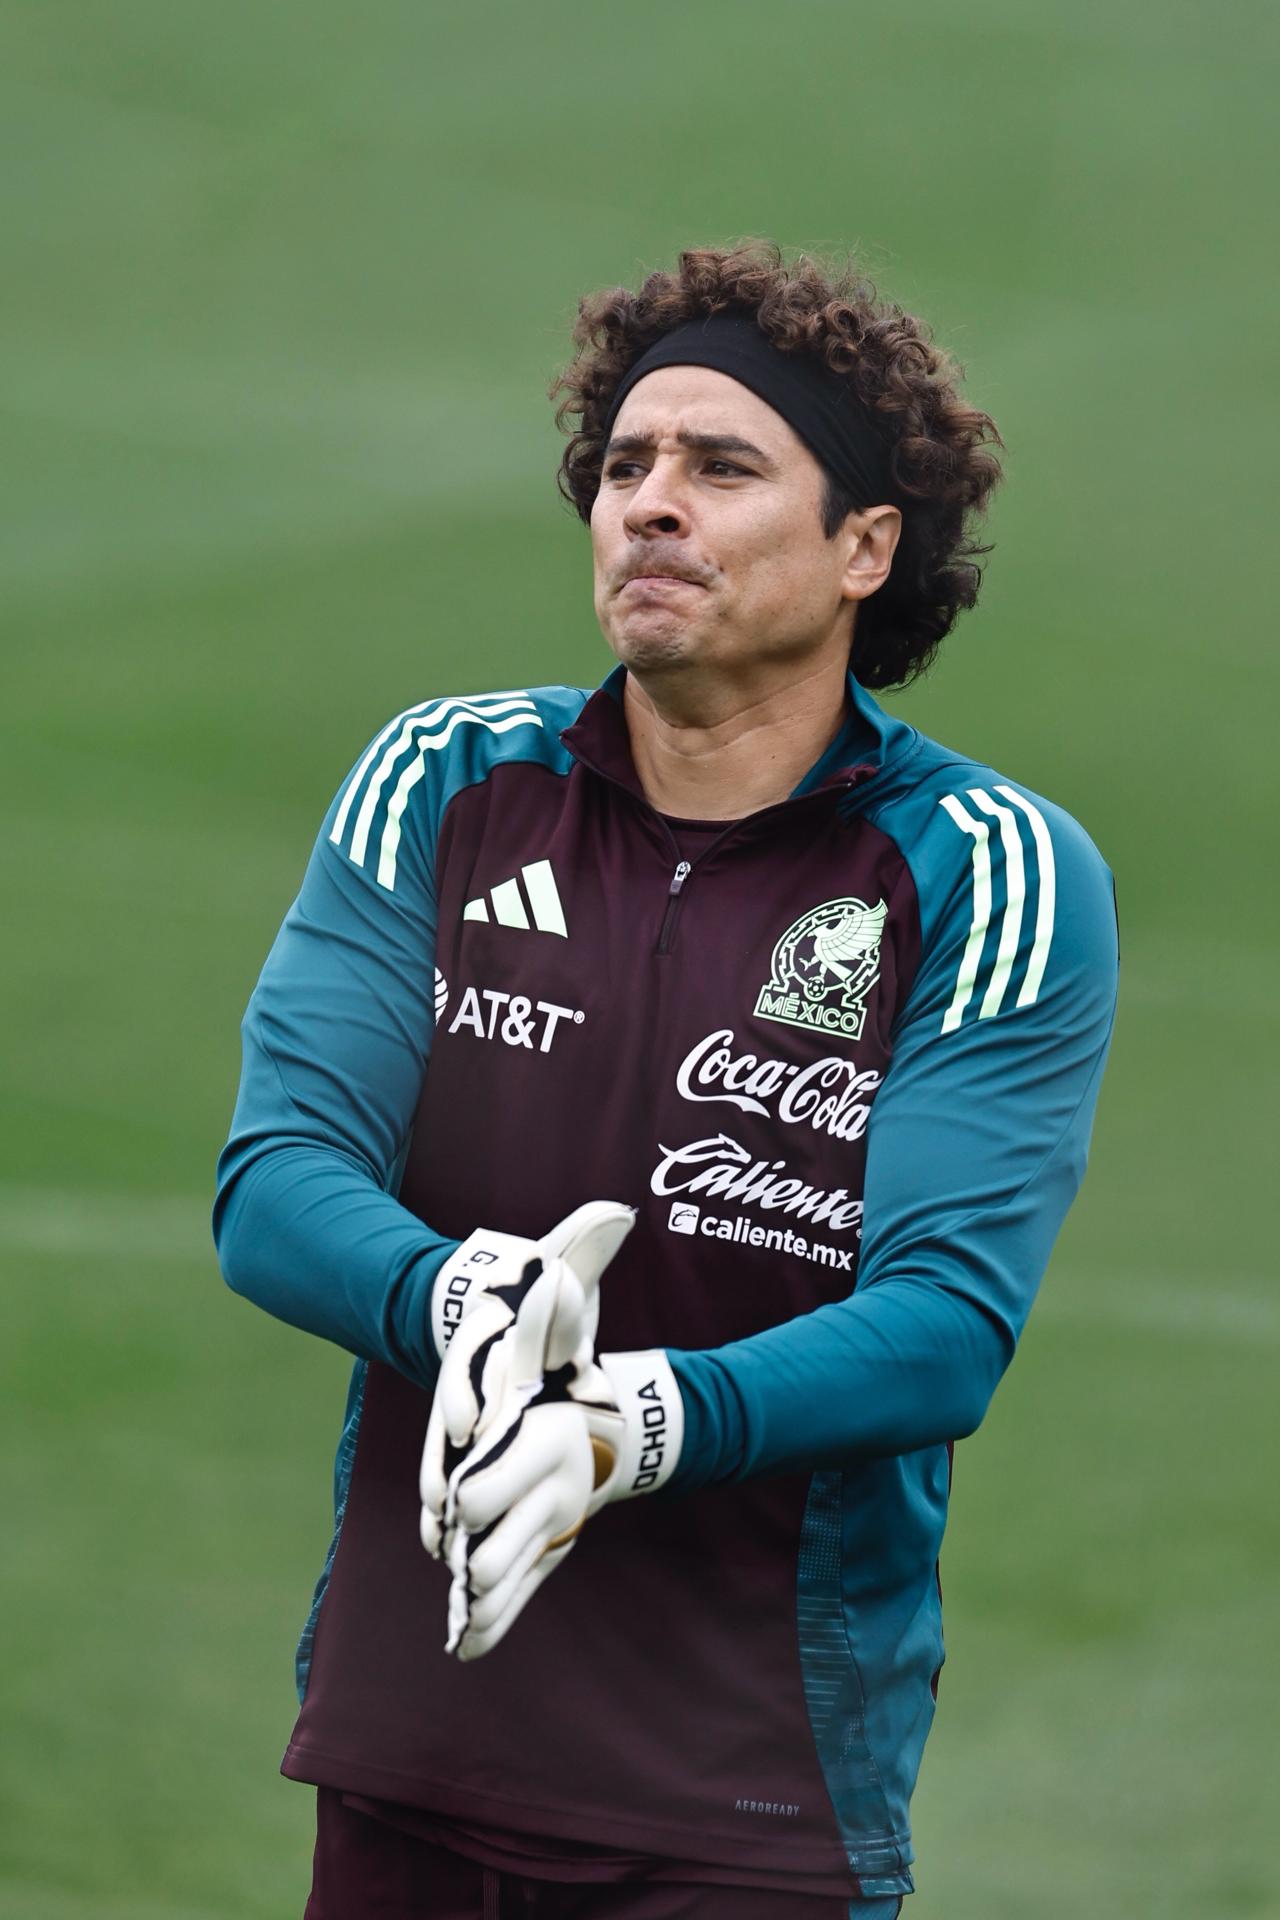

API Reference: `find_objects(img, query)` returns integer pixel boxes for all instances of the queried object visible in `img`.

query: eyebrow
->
[603,428,776,469]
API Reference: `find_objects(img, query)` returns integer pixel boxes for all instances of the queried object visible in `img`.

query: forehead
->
[609,364,810,462]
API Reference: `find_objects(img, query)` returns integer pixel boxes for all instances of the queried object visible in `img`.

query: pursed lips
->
[618,571,706,592]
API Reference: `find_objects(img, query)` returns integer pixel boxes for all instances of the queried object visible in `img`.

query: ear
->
[839,505,902,604]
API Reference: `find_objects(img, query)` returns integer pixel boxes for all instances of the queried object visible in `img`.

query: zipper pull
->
[657,858,693,956]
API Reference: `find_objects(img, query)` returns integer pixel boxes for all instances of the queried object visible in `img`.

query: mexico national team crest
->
[754,896,888,1042]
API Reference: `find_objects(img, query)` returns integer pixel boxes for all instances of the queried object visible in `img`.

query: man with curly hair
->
[216,243,1118,1918]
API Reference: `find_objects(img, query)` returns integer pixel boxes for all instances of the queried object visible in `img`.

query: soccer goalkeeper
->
[214,242,1117,1919]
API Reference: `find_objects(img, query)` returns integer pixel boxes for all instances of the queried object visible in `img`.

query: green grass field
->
[3,2,1277,1914]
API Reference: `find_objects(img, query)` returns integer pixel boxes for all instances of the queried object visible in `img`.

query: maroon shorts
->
[304,1789,904,1919]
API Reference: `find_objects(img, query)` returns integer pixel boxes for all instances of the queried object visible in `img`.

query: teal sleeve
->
[667,785,1119,1489]
[212,737,455,1388]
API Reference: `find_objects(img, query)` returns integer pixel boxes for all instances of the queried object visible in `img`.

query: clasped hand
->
[420,1202,652,1660]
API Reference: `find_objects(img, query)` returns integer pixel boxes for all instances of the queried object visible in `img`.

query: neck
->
[622,654,850,819]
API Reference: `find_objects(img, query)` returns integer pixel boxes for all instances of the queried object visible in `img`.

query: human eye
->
[704,457,749,478]
[603,456,646,481]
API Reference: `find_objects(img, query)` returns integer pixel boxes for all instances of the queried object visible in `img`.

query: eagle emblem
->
[754,897,888,1043]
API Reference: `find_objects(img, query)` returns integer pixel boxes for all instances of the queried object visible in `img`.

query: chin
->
[610,617,702,671]
[613,632,701,673]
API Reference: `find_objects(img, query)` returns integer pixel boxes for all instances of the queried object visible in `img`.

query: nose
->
[621,457,692,540]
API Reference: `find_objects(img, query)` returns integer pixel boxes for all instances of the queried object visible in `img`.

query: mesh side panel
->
[295,1359,368,1701]
[797,1470,911,1890]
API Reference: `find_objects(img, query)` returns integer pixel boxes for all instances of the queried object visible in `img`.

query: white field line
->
[1038,1275,1280,1345]
[0,1188,1275,1345]
[0,1188,213,1262]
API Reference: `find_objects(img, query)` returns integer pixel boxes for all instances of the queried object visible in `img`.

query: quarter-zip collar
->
[561,662,920,810]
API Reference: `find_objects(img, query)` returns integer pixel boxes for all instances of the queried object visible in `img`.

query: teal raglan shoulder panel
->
[857,743,1120,1358]
[667,725,1120,1483]
[839,746,1118,1874]
[212,686,587,1388]
[216,684,587,1698]
[323,683,585,898]
[667,713,1118,1878]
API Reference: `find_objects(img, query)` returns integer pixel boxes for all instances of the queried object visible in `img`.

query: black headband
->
[601,310,893,507]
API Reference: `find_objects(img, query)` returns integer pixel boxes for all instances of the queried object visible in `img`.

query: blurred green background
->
[3,1,1277,1915]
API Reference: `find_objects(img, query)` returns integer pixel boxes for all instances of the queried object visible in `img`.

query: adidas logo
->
[464,859,567,937]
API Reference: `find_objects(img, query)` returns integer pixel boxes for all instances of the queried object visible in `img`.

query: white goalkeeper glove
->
[418,1200,684,1659]
[435,1341,683,1659]
[419,1200,635,1560]
[425,1198,634,1372]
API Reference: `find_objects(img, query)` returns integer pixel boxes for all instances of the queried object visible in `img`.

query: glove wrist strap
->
[599,1349,685,1499]
[430,1229,535,1359]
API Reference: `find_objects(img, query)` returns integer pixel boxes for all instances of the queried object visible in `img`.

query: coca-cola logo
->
[675,1028,882,1142]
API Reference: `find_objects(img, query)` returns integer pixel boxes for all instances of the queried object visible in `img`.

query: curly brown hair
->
[551,242,1005,689]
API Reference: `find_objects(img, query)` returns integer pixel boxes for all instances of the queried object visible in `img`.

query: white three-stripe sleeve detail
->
[374,709,544,891]
[938,795,993,1034]
[521,859,568,937]
[331,692,532,846]
[353,696,539,867]
[331,700,436,845]
[995,785,1056,1007]
[968,789,1026,1019]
